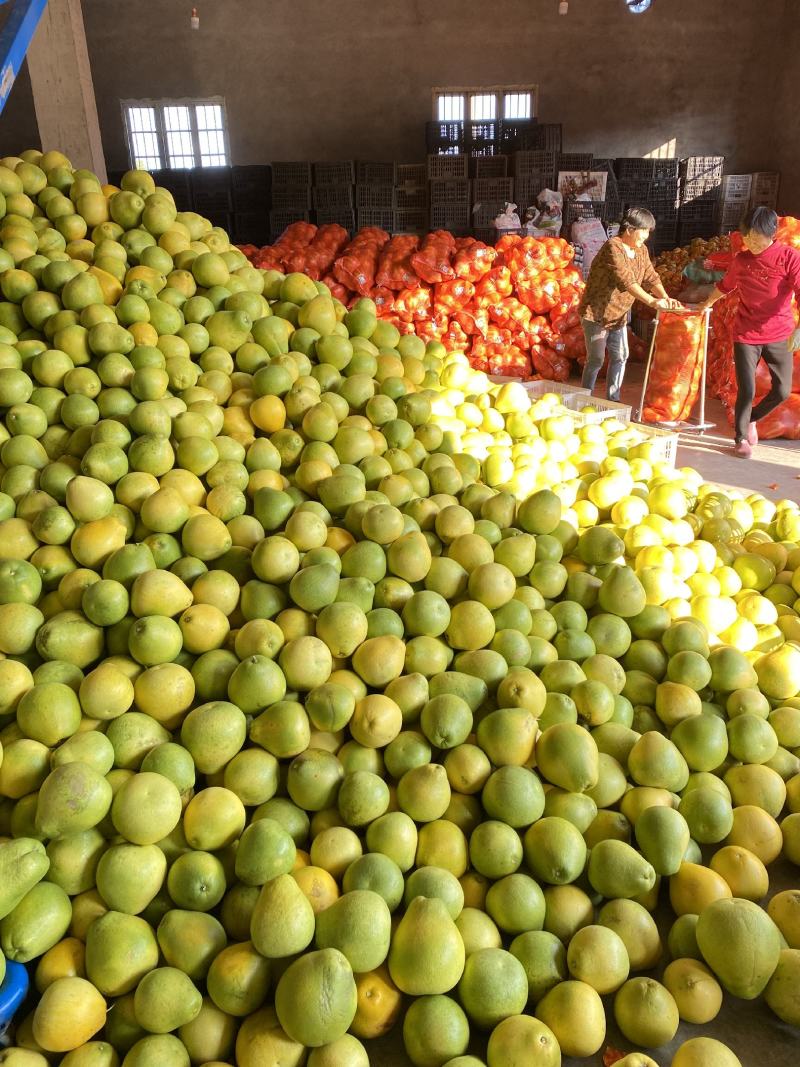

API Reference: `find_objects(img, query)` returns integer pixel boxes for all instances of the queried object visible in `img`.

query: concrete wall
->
[773,3,800,213]
[79,0,784,177]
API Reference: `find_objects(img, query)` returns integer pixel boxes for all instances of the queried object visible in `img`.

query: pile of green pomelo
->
[0,148,800,1067]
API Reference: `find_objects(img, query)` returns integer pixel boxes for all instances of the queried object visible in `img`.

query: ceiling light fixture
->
[559,1,569,14]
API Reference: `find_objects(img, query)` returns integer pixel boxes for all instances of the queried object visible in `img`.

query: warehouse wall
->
[80,0,783,178]
[773,5,800,213]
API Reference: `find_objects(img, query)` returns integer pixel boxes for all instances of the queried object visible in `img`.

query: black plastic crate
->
[429,202,471,233]
[355,185,394,211]
[312,185,354,210]
[269,208,311,240]
[271,185,313,209]
[653,159,680,181]
[357,161,395,185]
[472,200,506,228]
[592,158,618,178]
[679,198,719,225]
[563,200,605,230]
[314,161,356,186]
[231,165,271,210]
[517,123,562,152]
[426,120,465,153]
[191,166,232,195]
[474,227,498,244]
[680,156,725,181]
[678,220,718,242]
[315,208,356,232]
[395,163,427,186]
[272,161,313,186]
[393,185,426,210]
[356,207,393,231]
[427,155,469,180]
[193,190,233,217]
[466,121,500,153]
[392,208,427,234]
[616,158,656,182]
[151,169,193,211]
[499,119,537,153]
[472,155,509,178]
[232,211,270,245]
[473,177,514,203]
[515,175,549,210]
[429,179,470,206]
[514,151,557,180]
[618,180,653,209]
[559,153,594,172]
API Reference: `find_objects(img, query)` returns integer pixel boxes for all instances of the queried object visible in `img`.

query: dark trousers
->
[733,339,793,442]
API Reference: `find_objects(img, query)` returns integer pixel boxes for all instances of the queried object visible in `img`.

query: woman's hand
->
[654,297,682,311]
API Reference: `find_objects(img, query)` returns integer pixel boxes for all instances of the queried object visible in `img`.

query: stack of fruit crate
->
[269,162,312,239]
[427,155,470,235]
[231,166,271,246]
[718,175,752,234]
[512,150,557,217]
[312,162,356,233]
[471,176,515,235]
[393,164,427,234]
[678,156,724,242]
[190,167,233,232]
[355,162,394,232]
[749,172,780,210]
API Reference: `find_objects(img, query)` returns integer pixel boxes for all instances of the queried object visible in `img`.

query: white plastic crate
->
[524,379,591,400]
[720,174,752,202]
[563,394,632,425]
[629,424,680,467]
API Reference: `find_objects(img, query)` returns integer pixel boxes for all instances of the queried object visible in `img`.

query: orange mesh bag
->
[411,230,457,284]
[376,235,421,291]
[642,312,707,423]
[333,227,390,294]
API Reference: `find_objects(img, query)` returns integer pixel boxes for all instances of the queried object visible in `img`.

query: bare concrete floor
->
[369,367,799,1067]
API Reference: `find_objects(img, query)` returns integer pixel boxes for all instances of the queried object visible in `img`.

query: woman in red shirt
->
[702,207,800,457]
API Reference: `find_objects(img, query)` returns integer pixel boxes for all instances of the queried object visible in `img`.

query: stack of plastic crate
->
[393,163,427,234]
[678,157,724,241]
[427,155,470,234]
[191,167,232,232]
[471,176,515,234]
[313,162,356,233]
[718,175,752,234]
[230,165,271,245]
[512,150,557,215]
[749,172,780,210]
[270,162,312,239]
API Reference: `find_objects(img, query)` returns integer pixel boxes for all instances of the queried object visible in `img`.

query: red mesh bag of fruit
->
[376,235,421,290]
[394,285,431,323]
[754,393,800,438]
[433,279,475,315]
[333,227,390,294]
[453,238,497,281]
[474,266,514,305]
[531,343,570,381]
[489,346,531,378]
[411,231,457,284]
[642,312,707,423]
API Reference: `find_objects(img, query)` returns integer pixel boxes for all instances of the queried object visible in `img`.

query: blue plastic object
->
[0,0,49,113]
[0,960,29,1036]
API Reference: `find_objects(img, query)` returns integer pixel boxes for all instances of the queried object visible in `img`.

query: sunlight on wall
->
[645,138,678,159]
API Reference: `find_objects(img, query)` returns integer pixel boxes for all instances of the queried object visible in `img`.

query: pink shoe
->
[747,422,758,446]
[734,439,752,458]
